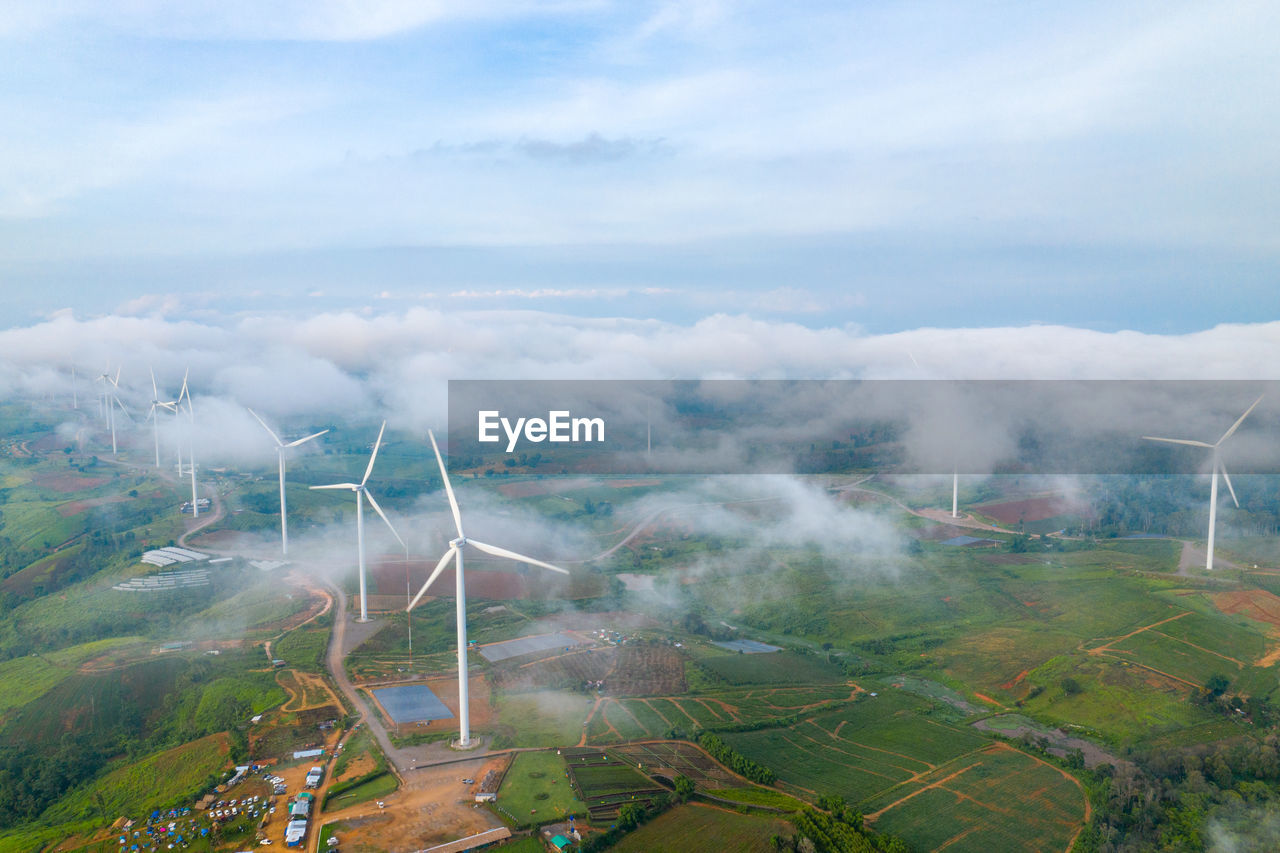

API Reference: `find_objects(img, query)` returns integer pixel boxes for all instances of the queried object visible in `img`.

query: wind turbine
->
[310,422,404,622]
[177,372,201,518]
[1143,395,1263,570]
[102,368,130,455]
[407,430,570,748]
[248,408,328,556]
[93,366,113,424]
[146,369,178,468]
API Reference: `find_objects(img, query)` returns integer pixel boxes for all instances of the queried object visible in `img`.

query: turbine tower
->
[248,408,328,556]
[407,430,569,748]
[311,422,403,622]
[1143,395,1263,570]
[177,372,200,518]
[102,368,130,456]
[146,368,178,468]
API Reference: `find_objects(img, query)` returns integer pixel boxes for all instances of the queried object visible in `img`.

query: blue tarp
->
[940,535,999,546]
[713,639,782,654]
[372,684,454,724]
[478,632,579,662]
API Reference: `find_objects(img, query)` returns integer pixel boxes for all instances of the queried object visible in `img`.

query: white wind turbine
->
[311,422,404,622]
[93,366,113,425]
[248,408,328,556]
[1143,395,1263,570]
[101,368,131,455]
[407,430,570,748]
[176,372,202,517]
[146,369,178,468]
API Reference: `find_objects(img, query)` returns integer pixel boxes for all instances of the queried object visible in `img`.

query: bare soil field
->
[370,559,572,599]
[1213,589,1280,632]
[327,756,505,851]
[975,495,1088,525]
[279,669,343,712]
[57,495,128,516]
[34,472,110,493]
[497,478,595,497]
[609,645,687,696]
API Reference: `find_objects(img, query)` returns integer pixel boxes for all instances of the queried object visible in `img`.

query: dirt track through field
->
[1148,630,1245,668]
[1087,610,1192,655]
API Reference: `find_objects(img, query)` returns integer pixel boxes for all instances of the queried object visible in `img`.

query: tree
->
[1206,673,1230,697]
[1061,677,1083,696]
[673,774,694,803]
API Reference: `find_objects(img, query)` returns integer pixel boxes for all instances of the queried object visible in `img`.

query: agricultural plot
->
[491,647,613,692]
[492,692,592,747]
[692,649,845,686]
[496,750,585,826]
[725,692,988,804]
[612,741,743,789]
[1018,654,1213,744]
[43,733,231,822]
[0,636,145,716]
[562,748,666,821]
[608,804,793,853]
[864,744,1086,853]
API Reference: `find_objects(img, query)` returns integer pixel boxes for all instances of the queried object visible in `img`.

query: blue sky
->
[1,1,1278,331]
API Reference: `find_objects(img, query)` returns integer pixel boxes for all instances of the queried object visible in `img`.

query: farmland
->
[863,744,1086,853]
[725,691,988,804]
[562,749,667,821]
[495,751,585,826]
[44,733,231,823]
[606,804,792,853]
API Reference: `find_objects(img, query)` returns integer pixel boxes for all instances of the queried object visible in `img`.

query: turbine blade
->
[178,368,190,403]
[407,547,457,611]
[362,421,386,487]
[1218,395,1264,445]
[1141,436,1214,448]
[1220,461,1240,509]
[150,367,159,399]
[309,483,359,491]
[286,429,329,448]
[364,489,406,550]
[247,407,284,447]
[468,539,569,575]
[429,430,464,538]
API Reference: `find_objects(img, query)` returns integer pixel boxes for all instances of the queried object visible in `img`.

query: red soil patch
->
[975,495,1088,525]
[496,478,594,497]
[1213,589,1280,631]
[58,495,128,517]
[34,473,109,493]
[999,669,1030,691]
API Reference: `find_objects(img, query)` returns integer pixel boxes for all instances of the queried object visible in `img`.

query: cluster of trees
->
[576,793,674,852]
[0,652,272,828]
[698,732,776,784]
[779,805,908,853]
[1078,735,1280,851]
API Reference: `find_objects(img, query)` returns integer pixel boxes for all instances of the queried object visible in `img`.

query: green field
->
[608,803,792,853]
[692,649,846,686]
[725,691,987,804]
[864,745,1086,853]
[324,772,398,809]
[46,733,231,822]
[495,751,584,826]
[492,692,592,747]
[0,636,146,716]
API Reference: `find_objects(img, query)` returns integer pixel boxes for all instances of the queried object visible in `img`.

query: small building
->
[284,819,307,848]
[474,792,496,803]
[549,835,573,851]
